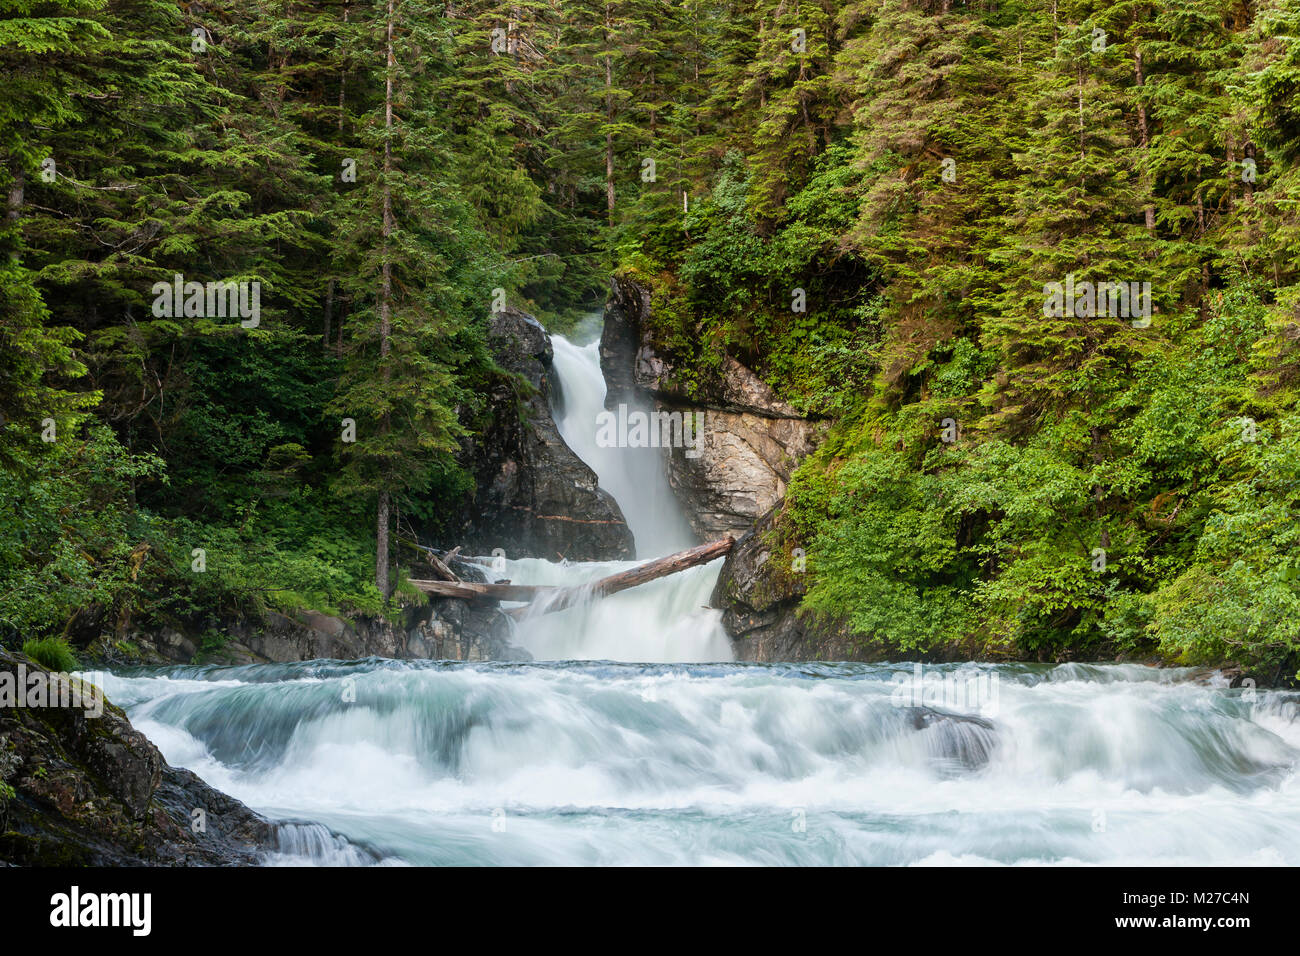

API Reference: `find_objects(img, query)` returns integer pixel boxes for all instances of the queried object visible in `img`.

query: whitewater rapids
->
[100,660,1300,866]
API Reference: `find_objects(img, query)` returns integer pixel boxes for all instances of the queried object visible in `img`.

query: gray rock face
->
[664,402,817,540]
[406,600,529,662]
[97,550,533,667]
[115,594,530,667]
[713,507,808,660]
[601,274,820,540]
[457,306,634,562]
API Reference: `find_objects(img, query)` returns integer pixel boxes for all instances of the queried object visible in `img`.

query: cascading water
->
[548,329,696,559]
[91,314,1300,866]
[493,555,732,662]
[101,661,1300,865]
[497,318,731,663]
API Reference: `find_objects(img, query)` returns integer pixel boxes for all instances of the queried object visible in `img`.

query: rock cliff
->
[600,275,820,540]
[456,306,634,561]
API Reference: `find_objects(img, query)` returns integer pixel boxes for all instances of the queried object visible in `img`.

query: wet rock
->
[602,273,821,539]
[156,627,197,661]
[712,507,809,659]
[211,610,377,663]
[104,594,531,667]
[0,647,274,865]
[906,707,998,773]
[712,506,866,661]
[455,306,634,561]
[411,600,531,662]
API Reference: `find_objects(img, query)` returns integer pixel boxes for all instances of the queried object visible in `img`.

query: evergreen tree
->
[330,0,491,598]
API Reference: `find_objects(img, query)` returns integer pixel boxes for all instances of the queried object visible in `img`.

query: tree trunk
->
[6,165,22,263]
[338,3,350,132]
[1077,65,1085,163]
[1133,43,1155,234]
[411,580,563,602]
[6,165,23,224]
[604,4,615,223]
[323,278,334,350]
[376,0,396,600]
[376,490,391,597]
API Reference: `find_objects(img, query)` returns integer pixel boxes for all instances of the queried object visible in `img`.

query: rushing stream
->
[97,320,1300,865]
[102,660,1300,865]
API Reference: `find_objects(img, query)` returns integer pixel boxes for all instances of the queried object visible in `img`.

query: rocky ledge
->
[0,647,273,865]
[601,274,822,540]
[103,553,531,667]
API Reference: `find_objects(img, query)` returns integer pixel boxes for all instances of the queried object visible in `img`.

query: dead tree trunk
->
[409,537,735,614]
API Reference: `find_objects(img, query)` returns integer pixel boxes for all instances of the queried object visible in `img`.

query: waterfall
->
[495,318,730,663]
[90,315,1300,868]
[549,329,696,558]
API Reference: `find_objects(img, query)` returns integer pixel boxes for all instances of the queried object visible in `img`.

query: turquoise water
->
[99,659,1300,865]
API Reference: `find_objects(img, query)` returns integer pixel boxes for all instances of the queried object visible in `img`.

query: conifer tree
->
[330,0,490,598]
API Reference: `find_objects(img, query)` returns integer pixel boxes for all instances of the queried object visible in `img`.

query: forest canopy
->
[2,0,1299,677]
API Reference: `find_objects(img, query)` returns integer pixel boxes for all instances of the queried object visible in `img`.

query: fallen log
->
[581,536,733,600]
[511,536,735,618]
[408,580,562,603]
[423,550,460,583]
[409,536,735,616]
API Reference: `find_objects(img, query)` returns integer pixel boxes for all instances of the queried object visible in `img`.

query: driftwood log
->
[409,537,734,616]
[423,551,460,583]
[410,580,563,602]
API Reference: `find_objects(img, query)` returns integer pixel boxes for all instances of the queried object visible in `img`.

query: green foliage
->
[0,0,501,643]
[0,425,162,639]
[796,451,981,654]
[4,0,1300,680]
[22,637,78,672]
[600,0,1300,677]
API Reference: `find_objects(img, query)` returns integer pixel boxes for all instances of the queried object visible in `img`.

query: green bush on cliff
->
[782,289,1300,672]
[21,638,78,673]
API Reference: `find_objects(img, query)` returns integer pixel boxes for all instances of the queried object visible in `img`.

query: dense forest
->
[3,0,1299,677]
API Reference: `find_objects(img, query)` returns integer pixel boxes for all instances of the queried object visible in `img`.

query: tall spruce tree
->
[331,0,490,599]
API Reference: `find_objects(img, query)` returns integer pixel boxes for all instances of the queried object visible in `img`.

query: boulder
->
[455,306,634,562]
[0,647,274,865]
[712,506,812,660]
[712,505,874,661]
